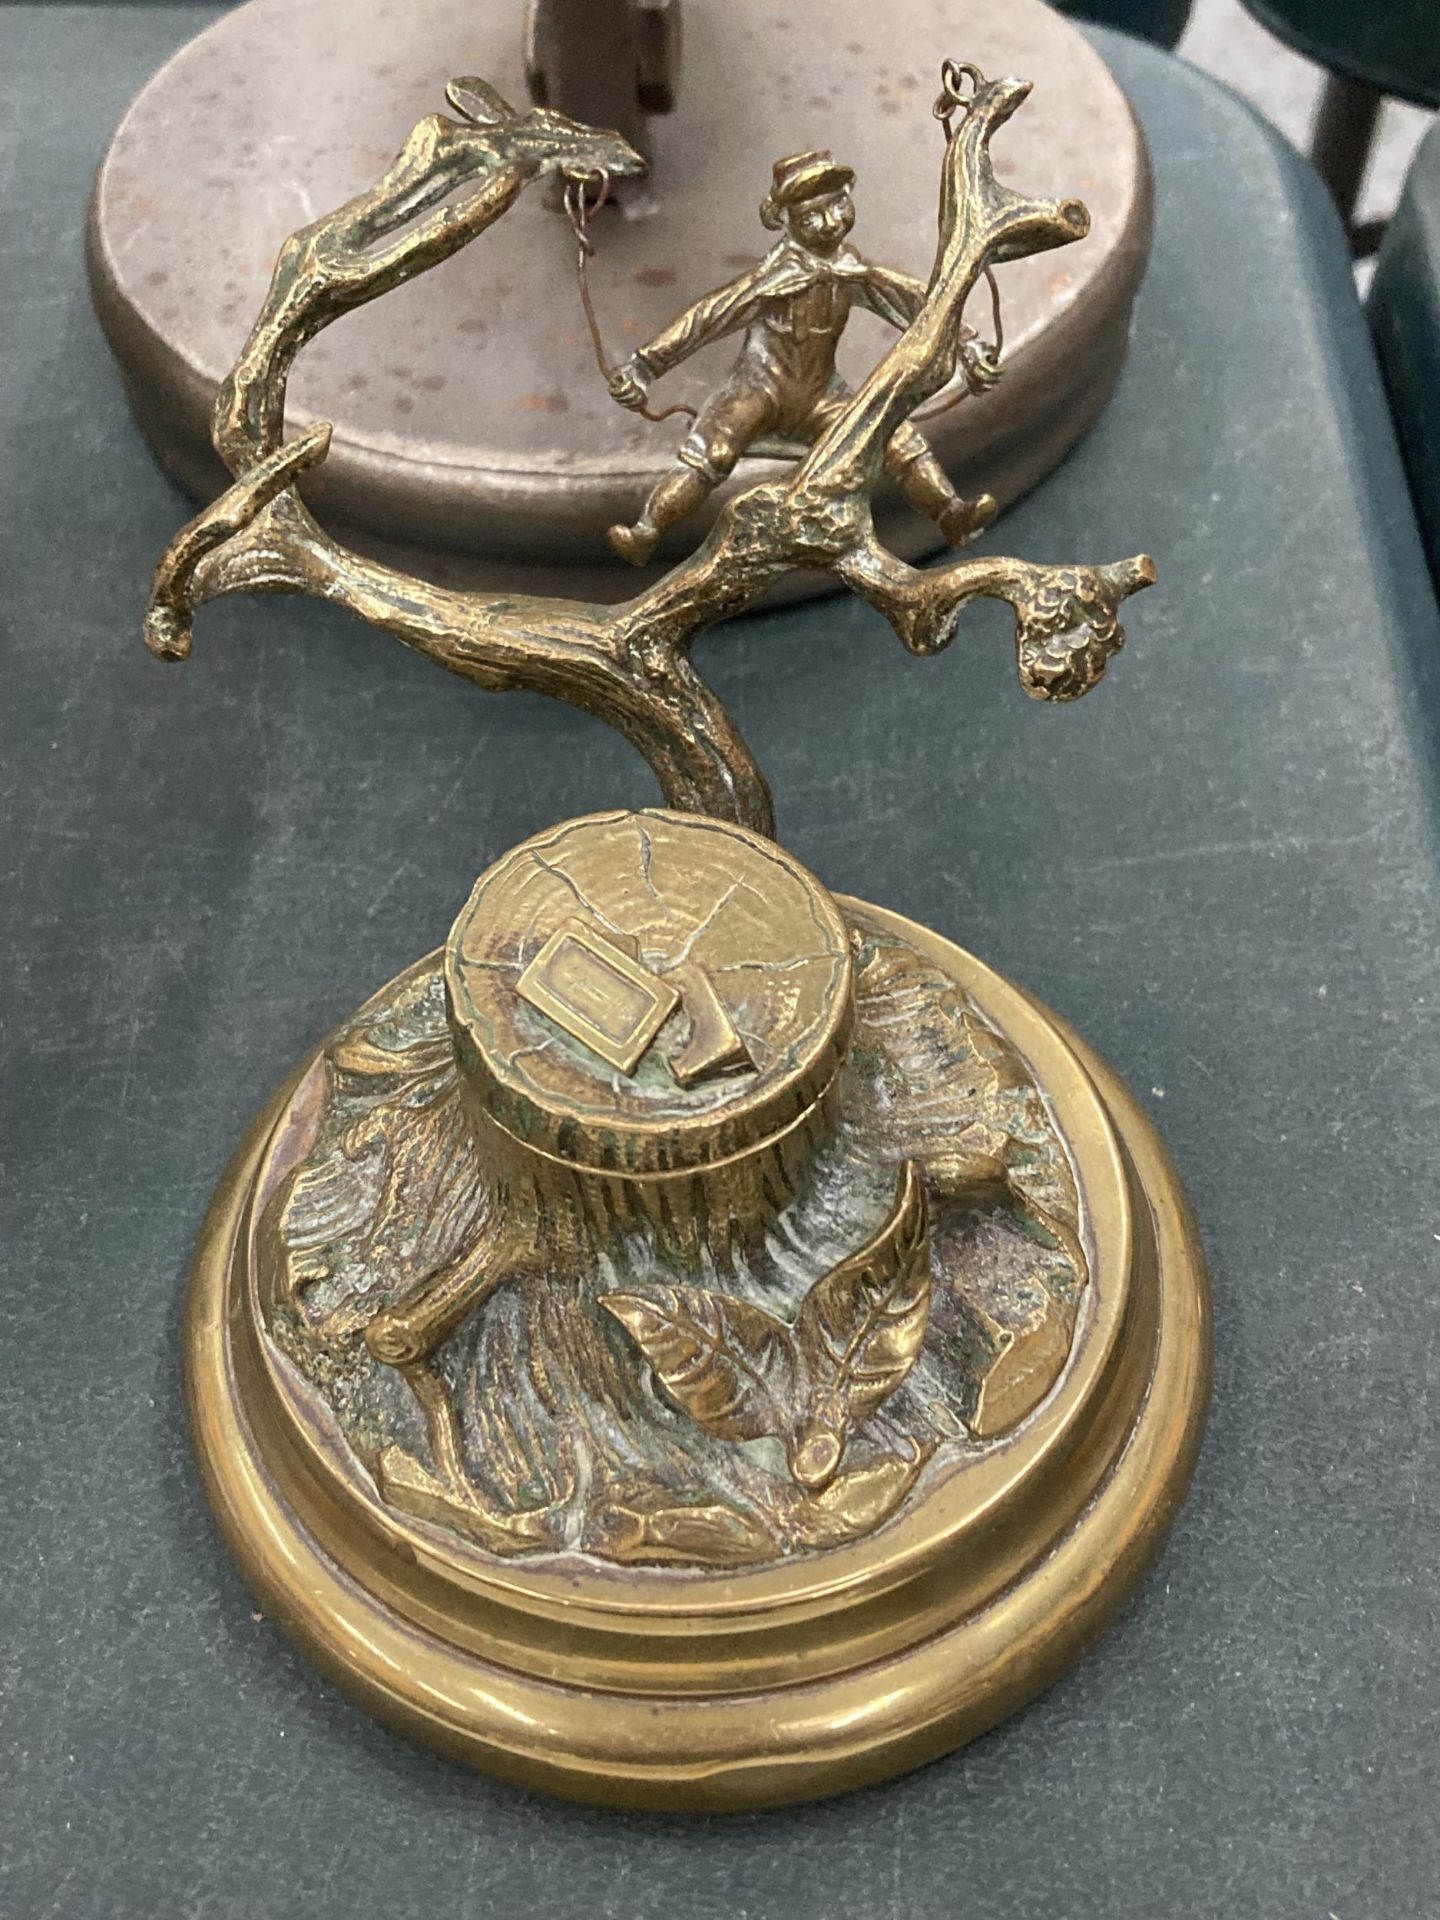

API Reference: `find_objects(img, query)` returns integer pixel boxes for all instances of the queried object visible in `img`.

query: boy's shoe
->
[938,491,998,548]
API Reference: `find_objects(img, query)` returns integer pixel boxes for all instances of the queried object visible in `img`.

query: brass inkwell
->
[147,61,1210,1811]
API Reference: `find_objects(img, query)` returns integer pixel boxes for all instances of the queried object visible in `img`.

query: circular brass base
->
[88,0,1151,600]
[185,901,1209,1811]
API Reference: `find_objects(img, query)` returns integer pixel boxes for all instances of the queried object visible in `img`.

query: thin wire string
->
[564,170,698,424]
[564,60,1004,435]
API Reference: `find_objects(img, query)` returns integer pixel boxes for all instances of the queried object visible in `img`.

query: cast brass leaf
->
[790,1160,931,1489]
[599,1289,799,1443]
[597,1498,780,1568]
[602,1160,930,1494]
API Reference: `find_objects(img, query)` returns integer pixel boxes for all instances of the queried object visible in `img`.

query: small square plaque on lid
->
[516,920,679,1075]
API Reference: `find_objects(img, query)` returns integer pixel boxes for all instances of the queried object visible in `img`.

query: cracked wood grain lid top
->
[444,809,854,1175]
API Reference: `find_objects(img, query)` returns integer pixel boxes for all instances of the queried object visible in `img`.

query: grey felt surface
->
[4,10,1440,1918]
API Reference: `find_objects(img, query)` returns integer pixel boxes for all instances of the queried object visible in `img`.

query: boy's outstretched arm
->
[609,261,771,407]
[861,260,1001,393]
[859,262,929,330]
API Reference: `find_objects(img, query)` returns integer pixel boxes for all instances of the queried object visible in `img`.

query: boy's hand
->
[608,358,653,411]
[960,337,1003,393]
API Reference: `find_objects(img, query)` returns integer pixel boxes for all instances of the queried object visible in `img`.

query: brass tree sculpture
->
[145,68,1155,839]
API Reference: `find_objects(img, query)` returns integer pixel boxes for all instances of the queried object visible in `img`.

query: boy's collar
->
[771,236,864,271]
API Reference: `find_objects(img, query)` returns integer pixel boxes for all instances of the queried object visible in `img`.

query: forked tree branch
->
[145,68,1154,839]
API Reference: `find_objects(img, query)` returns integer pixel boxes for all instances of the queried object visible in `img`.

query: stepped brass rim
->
[185,900,1210,1811]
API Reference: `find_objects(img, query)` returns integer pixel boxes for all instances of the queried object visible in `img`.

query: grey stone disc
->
[88,0,1151,600]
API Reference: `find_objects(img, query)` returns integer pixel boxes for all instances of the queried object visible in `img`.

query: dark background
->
[4,10,1440,1917]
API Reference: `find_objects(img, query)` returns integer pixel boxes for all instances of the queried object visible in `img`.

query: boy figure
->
[607,148,1000,565]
